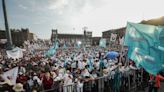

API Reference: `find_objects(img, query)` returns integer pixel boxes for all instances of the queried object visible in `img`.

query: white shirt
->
[63,73,73,85]
[96,62,100,70]
[27,78,34,87]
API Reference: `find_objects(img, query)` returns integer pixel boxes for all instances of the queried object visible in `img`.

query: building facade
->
[92,37,101,46]
[0,28,34,47]
[51,29,92,47]
[102,27,126,46]
[84,31,92,47]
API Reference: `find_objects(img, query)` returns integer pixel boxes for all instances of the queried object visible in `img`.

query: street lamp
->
[82,26,88,47]
[2,0,13,50]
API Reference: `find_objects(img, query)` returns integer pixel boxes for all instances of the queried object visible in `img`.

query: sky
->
[0,0,164,39]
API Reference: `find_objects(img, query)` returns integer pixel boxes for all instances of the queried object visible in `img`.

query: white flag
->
[119,37,124,45]
[2,67,18,85]
[6,47,23,59]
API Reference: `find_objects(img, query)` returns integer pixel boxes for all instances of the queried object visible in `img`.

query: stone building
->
[51,29,92,47]
[102,27,126,45]
[0,28,34,47]
[92,37,101,46]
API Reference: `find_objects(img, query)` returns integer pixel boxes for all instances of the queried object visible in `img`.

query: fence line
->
[41,69,144,92]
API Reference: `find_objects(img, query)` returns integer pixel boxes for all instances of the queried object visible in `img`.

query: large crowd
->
[0,41,163,92]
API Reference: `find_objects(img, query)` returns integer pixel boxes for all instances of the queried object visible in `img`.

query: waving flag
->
[99,38,106,48]
[45,46,56,57]
[76,41,82,48]
[2,67,18,85]
[45,35,58,57]
[63,43,67,48]
[6,47,23,59]
[124,22,164,75]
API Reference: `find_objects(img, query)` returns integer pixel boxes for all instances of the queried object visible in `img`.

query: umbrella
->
[106,51,119,59]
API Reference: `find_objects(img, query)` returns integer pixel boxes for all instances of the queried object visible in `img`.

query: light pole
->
[2,0,12,49]
[83,26,87,47]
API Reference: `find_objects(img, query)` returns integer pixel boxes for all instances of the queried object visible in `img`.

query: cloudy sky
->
[0,0,163,39]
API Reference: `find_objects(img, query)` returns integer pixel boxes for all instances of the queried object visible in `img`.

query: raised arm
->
[158,74,164,80]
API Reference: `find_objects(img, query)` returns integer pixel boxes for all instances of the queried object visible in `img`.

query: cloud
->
[47,0,89,15]
[48,0,68,10]
[18,4,28,10]
[7,0,164,39]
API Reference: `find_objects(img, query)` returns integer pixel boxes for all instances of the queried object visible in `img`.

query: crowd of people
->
[0,41,163,92]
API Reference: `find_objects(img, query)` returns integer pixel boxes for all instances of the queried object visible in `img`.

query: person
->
[42,72,53,91]
[148,73,164,92]
[16,72,28,89]
[0,76,13,92]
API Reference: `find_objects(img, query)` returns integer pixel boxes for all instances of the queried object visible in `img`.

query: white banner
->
[2,67,18,85]
[6,47,23,59]
[119,37,124,45]
[99,38,106,48]
[0,39,7,44]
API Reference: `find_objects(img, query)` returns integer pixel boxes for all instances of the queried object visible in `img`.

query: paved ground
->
[137,82,164,92]
[159,82,164,92]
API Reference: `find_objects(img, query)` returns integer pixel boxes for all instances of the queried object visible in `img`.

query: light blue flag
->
[45,38,59,57]
[63,43,67,48]
[124,22,164,75]
[64,58,68,68]
[74,41,81,48]
[77,43,81,48]
[87,58,94,72]
[44,46,56,57]
[55,41,59,49]
[99,38,106,48]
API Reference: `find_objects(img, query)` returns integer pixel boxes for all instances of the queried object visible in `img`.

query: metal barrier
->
[41,69,144,92]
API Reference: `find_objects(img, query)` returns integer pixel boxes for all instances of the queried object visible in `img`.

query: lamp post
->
[2,0,12,49]
[83,26,87,47]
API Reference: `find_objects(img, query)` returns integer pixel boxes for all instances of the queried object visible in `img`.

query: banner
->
[110,33,117,42]
[124,22,164,75]
[119,37,124,45]
[2,67,18,85]
[0,39,7,44]
[6,47,23,59]
[99,38,106,48]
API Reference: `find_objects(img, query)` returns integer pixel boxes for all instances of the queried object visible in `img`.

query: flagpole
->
[119,37,124,63]
[2,0,13,50]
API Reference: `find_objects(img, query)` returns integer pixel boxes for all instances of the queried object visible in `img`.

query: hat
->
[18,72,23,75]
[33,73,37,76]
[33,62,37,66]
[103,69,108,74]
[13,83,24,92]
[0,79,13,86]
[45,72,50,78]
[118,63,122,66]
